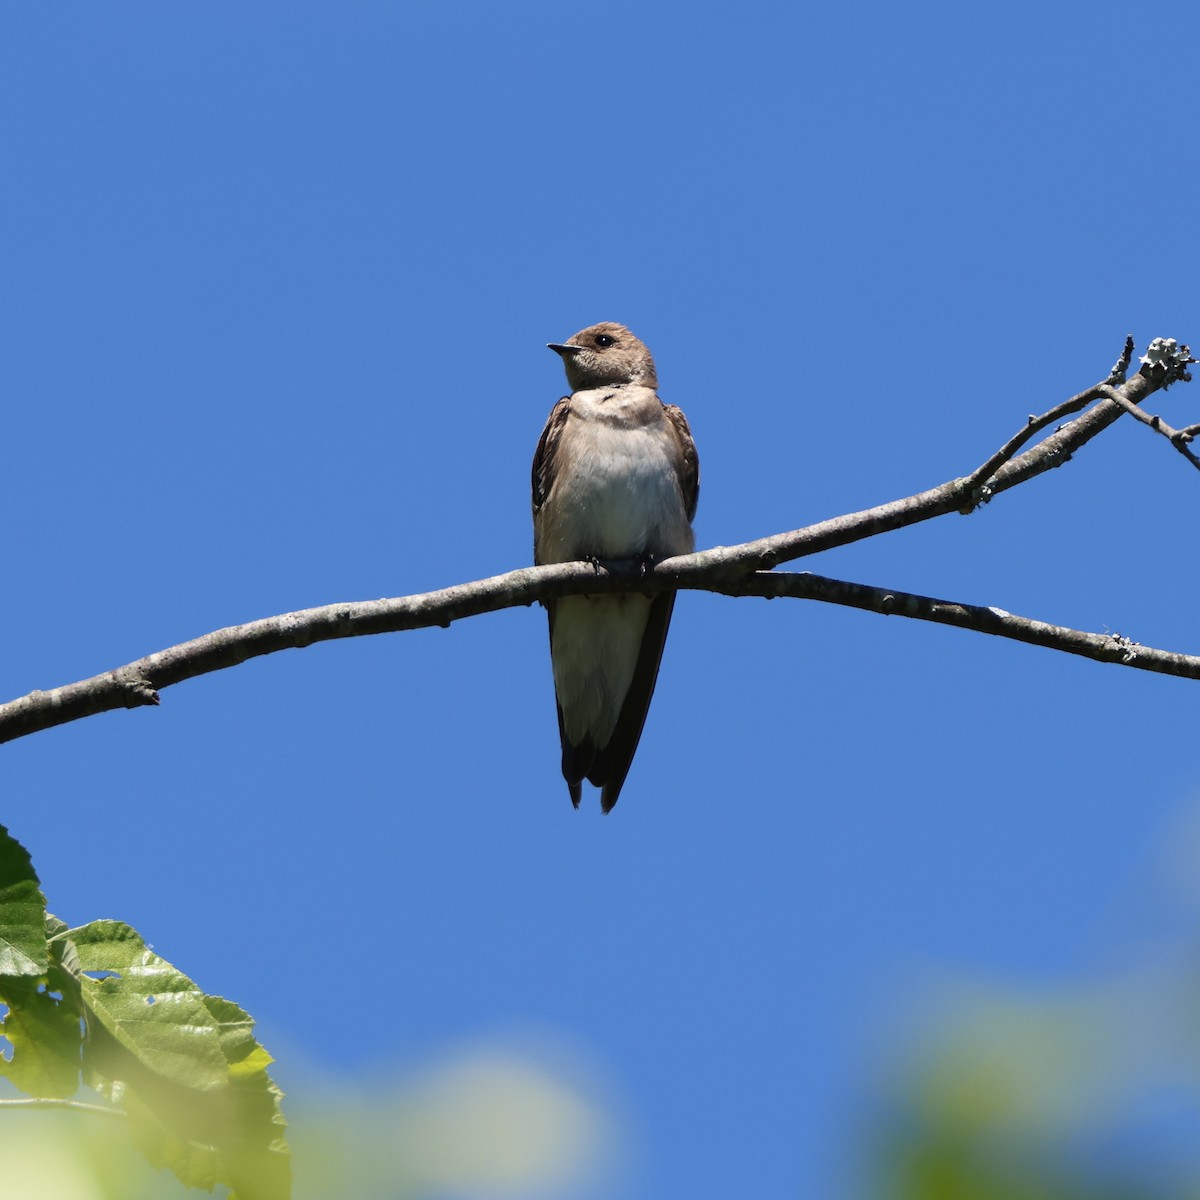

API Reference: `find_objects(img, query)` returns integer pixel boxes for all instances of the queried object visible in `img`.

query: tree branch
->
[0,340,1192,746]
[664,348,1180,586]
[717,572,1200,680]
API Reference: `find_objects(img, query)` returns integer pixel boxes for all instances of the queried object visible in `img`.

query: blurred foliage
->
[869,987,1200,1200]
[0,1046,609,1199]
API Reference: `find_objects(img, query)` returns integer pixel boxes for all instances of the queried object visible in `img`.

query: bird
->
[532,322,699,812]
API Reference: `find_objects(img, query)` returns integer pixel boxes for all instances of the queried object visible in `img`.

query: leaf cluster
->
[0,825,289,1199]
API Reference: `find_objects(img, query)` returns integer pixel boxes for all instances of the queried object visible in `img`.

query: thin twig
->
[1095,384,1200,472]
[953,336,1136,512]
[956,383,1107,512]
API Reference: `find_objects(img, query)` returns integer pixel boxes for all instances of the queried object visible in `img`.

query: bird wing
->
[592,592,677,813]
[663,403,700,521]
[531,396,571,548]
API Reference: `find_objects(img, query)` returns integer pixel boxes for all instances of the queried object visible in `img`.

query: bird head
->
[548,322,658,392]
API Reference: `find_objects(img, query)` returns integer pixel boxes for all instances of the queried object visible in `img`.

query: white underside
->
[536,386,694,564]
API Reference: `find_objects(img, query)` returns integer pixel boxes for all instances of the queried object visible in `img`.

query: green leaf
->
[55,920,291,1199]
[204,994,290,1199]
[64,919,228,1090]
[205,994,276,1079]
[0,976,82,1097]
[0,824,49,977]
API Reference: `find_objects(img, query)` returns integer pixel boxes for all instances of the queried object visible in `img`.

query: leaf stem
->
[0,1097,123,1117]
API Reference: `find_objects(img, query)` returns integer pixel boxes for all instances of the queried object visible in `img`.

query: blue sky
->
[3,2,1199,1196]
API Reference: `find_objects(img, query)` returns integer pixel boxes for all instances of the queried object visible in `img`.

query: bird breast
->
[540,387,694,563]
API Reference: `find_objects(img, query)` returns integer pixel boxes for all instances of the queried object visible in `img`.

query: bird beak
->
[547,342,582,357]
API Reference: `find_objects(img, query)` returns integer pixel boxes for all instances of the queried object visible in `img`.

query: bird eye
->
[594,334,615,348]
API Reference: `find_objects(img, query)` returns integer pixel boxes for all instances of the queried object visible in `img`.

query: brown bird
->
[532,322,699,811]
